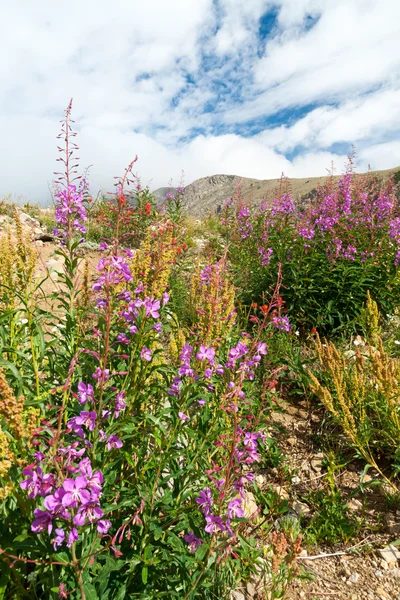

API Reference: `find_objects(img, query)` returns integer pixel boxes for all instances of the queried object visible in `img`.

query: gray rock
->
[378,545,400,564]
[293,500,311,517]
[231,592,245,600]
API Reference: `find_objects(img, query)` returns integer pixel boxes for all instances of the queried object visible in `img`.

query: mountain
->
[152,167,400,216]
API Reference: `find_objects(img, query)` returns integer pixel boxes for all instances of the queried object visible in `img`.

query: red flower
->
[145,202,151,215]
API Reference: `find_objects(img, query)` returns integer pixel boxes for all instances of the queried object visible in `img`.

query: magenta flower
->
[92,368,110,381]
[73,504,104,526]
[196,346,215,364]
[162,291,169,306]
[67,527,79,547]
[31,509,53,534]
[205,515,226,534]
[178,412,189,422]
[62,477,90,508]
[271,315,291,332]
[144,297,160,319]
[52,528,65,550]
[196,488,213,515]
[97,519,112,534]
[20,467,55,498]
[44,488,67,514]
[184,532,203,553]
[107,435,123,450]
[228,498,244,519]
[77,382,94,405]
[114,391,127,419]
[140,347,152,362]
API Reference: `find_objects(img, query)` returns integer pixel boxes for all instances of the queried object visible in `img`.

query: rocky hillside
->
[153,167,400,216]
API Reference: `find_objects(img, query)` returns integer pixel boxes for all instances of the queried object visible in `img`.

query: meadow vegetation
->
[0,101,400,599]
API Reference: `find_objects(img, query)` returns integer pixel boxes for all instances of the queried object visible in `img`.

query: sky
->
[0,0,399,204]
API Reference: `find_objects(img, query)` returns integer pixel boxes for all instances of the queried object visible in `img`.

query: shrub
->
[308,296,400,490]
[224,168,400,335]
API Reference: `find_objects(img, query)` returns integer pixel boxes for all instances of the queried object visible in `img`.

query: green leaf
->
[141,565,148,585]
[83,582,99,600]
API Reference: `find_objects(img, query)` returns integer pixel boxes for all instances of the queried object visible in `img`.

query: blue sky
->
[0,0,399,203]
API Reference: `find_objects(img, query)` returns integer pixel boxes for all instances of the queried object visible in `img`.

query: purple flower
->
[271,315,291,332]
[184,532,203,553]
[196,346,215,364]
[204,515,226,534]
[114,391,127,419]
[68,411,96,438]
[78,459,104,493]
[162,291,169,306]
[92,368,110,381]
[178,412,189,422]
[196,488,213,515]
[52,528,65,550]
[256,342,267,355]
[44,488,67,514]
[62,477,90,508]
[97,519,112,534]
[153,322,162,333]
[198,398,206,406]
[67,527,79,547]
[73,503,104,526]
[144,298,160,319]
[77,382,94,405]
[21,467,55,498]
[107,435,123,450]
[228,498,244,519]
[140,347,152,362]
[31,509,53,534]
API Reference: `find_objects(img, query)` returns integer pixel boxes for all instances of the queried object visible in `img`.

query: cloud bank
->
[0,0,399,203]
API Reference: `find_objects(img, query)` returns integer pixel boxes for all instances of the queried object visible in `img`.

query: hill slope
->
[153,167,400,215]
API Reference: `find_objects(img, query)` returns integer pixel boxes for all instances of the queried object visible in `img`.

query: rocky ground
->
[234,400,400,600]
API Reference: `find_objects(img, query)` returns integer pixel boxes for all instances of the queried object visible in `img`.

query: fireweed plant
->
[0,102,303,599]
[223,165,400,335]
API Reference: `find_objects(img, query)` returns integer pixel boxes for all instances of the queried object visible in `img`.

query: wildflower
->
[97,519,112,534]
[114,391,127,419]
[184,532,203,553]
[73,504,104,526]
[205,515,226,534]
[67,528,79,547]
[227,498,244,520]
[52,528,65,550]
[196,346,215,364]
[44,488,67,514]
[196,488,213,515]
[271,315,291,332]
[140,347,152,362]
[62,477,90,508]
[92,368,110,381]
[107,435,123,450]
[77,382,94,405]
[178,411,189,422]
[31,509,53,534]
[162,291,169,306]
[143,297,160,319]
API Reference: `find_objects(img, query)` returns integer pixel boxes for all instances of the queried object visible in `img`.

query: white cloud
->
[0,0,399,203]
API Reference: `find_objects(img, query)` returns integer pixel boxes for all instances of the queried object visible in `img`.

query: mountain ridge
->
[152,166,400,215]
